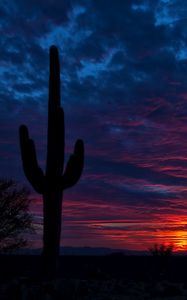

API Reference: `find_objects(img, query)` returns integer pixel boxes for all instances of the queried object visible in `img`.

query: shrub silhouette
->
[149,243,173,279]
[19,46,84,273]
[149,243,173,257]
[0,178,33,252]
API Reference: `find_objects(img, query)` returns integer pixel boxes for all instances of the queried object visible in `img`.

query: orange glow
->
[30,197,187,251]
[84,220,187,252]
[173,230,187,251]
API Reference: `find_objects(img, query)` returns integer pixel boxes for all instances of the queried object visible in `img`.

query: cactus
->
[19,46,84,272]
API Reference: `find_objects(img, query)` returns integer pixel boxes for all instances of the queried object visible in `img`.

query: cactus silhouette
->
[19,46,84,272]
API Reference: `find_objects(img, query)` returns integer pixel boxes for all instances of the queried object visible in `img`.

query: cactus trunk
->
[42,191,62,271]
[43,191,63,257]
[19,46,84,275]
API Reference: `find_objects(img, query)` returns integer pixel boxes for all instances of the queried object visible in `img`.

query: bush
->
[149,244,173,257]
[0,178,34,252]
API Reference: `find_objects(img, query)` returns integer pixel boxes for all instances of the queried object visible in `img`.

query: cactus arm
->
[19,125,45,194]
[46,46,64,180]
[62,139,84,189]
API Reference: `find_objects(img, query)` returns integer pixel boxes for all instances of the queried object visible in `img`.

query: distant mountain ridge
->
[12,246,187,256]
[13,246,148,256]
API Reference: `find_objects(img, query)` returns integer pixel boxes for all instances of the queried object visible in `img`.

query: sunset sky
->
[1,0,187,251]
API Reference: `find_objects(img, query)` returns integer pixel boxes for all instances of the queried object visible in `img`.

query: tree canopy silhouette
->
[149,243,173,257]
[0,178,33,252]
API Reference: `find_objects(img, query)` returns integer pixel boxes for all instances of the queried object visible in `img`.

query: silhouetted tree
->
[149,243,173,257]
[19,46,84,274]
[0,178,33,252]
[149,243,174,279]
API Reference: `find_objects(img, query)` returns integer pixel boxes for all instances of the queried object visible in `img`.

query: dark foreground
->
[0,255,187,299]
[1,254,187,281]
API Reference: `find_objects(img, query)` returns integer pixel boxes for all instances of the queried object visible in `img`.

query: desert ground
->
[0,255,187,299]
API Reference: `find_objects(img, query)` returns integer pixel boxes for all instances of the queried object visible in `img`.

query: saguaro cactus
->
[19,46,84,270]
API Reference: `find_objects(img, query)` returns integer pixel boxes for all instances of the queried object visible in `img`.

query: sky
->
[1,0,187,251]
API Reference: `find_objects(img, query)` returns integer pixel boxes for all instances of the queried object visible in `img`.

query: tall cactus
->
[19,46,84,271]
